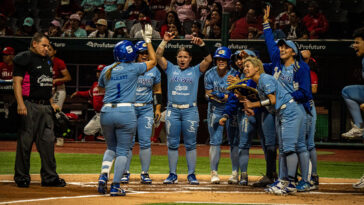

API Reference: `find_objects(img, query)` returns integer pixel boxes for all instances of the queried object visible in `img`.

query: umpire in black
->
[12,32,66,187]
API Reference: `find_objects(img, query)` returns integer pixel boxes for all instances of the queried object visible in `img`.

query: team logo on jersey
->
[37,75,53,86]
[145,117,154,129]
[187,120,198,133]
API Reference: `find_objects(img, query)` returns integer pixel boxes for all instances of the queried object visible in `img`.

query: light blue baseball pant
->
[306,102,318,175]
[227,112,240,172]
[124,104,154,173]
[165,106,199,175]
[342,85,364,131]
[100,105,136,183]
[256,108,277,179]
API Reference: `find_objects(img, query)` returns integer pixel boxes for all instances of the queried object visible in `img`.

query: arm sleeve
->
[137,62,147,75]
[12,52,30,77]
[291,62,312,103]
[263,23,281,66]
[204,70,213,90]
[154,68,161,85]
[263,63,274,75]
[77,90,91,97]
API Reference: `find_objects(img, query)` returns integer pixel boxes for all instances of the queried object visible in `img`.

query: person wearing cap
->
[204,46,236,184]
[262,5,313,194]
[46,20,63,37]
[15,17,36,36]
[62,13,87,37]
[88,18,114,38]
[71,64,106,141]
[130,12,160,39]
[112,21,129,38]
[0,13,13,36]
[103,0,124,21]
[12,32,66,188]
[0,47,15,80]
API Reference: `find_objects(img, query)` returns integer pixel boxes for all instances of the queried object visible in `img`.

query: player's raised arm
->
[156,31,176,70]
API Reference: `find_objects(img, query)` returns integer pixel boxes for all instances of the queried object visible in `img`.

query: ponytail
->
[105,62,121,80]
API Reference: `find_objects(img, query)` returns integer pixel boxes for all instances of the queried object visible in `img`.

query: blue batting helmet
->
[135,41,147,53]
[113,40,137,62]
[213,46,232,60]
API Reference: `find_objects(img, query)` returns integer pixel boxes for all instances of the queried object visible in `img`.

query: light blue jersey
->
[99,62,146,103]
[258,73,277,113]
[274,64,295,110]
[165,61,201,105]
[136,67,161,103]
[204,66,236,107]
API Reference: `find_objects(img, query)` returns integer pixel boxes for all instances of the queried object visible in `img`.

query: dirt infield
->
[1,141,364,204]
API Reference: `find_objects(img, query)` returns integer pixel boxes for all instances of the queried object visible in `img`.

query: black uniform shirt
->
[13,50,53,100]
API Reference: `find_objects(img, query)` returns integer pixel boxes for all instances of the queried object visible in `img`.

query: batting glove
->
[142,24,153,44]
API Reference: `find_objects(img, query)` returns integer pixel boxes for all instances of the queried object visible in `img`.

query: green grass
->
[221,149,334,155]
[0,152,363,178]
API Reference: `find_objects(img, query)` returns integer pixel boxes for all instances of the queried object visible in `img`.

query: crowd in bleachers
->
[0,0,363,39]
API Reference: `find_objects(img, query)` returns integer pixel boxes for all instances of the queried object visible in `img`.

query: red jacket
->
[75,82,104,112]
[302,13,328,39]
[230,17,262,39]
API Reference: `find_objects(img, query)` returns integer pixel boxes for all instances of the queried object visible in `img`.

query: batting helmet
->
[97,64,106,71]
[135,40,147,53]
[213,46,232,60]
[113,40,137,62]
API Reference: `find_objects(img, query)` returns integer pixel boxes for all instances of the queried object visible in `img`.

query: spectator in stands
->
[15,17,37,36]
[167,22,184,39]
[85,7,107,34]
[171,0,197,23]
[215,0,236,13]
[0,13,13,36]
[202,9,221,38]
[88,18,114,38]
[185,20,204,39]
[112,21,129,38]
[62,13,87,37]
[71,64,106,141]
[0,47,14,80]
[230,0,246,25]
[46,20,63,37]
[196,0,213,23]
[104,0,124,20]
[81,0,104,18]
[57,0,83,21]
[275,0,296,30]
[230,8,262,39]
[208,23,221,39]
[123,0,151,21]
[130,13,160,39]
[283,11,309,39]
[248,30,258,39]
[48,43,72,146]
[259,18,286,40]
[302,1,329,39]
[150,0,171,22]
[160,10,181,38]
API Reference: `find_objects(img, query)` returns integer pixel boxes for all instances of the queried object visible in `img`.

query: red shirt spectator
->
[150,0,171,22]
[302,1,328,39]
[52,57,67,86]
[230,8,262,39]
[0,46,14,80]
[75,82,104,112]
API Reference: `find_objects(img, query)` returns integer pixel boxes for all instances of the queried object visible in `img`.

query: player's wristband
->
[260,99,271,107]
[158,40,168,49]
[199,43,210,58]
[153,93,162,105]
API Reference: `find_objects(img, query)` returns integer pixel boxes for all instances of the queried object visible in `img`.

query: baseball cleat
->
[228,170,239,184]
[98,173,108,194]
[353,174,364,189]
[120,171,130,184]
[41,178,66,187]
[187,174,199,185]
[342,122,364,139]
[110,183,126,196]
[296,180,311,192]
[283,181,297,194]
[252,175,274,187]
[163,173,178,184]
[210,170,220,184]
[140,171,152,184]
[239,172,248,186]
[265,179,289,195]
[310,174,319,190]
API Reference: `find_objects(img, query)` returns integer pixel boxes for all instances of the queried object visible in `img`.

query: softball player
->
[156,32,212,185]
[341,27,364,189]
[97,25,156,196]
[204,46,235,184]
[120,40,162,184]
[219,78,258,186]
[262,5,312,195]
[242,57,278,188]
